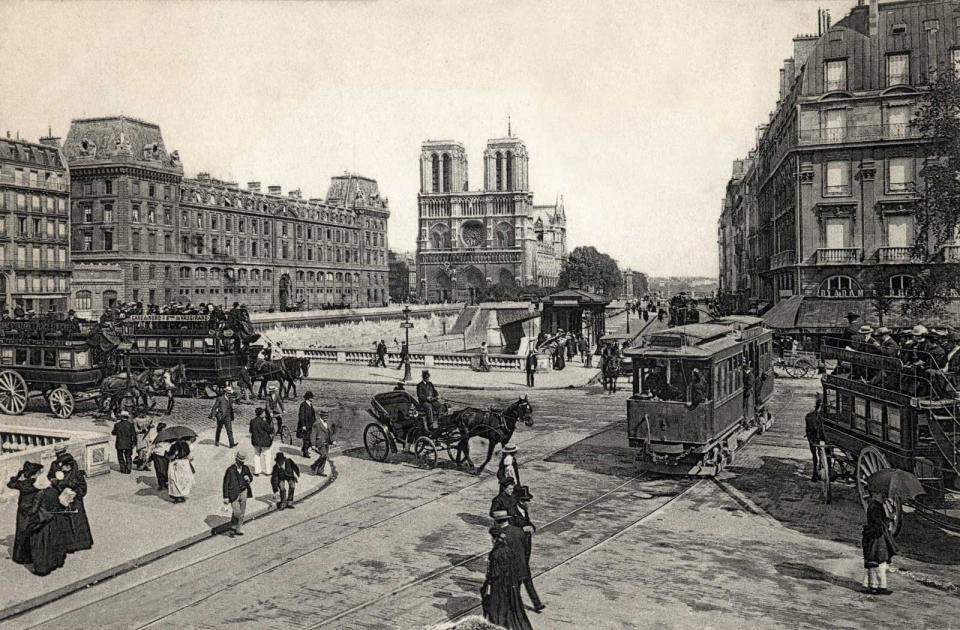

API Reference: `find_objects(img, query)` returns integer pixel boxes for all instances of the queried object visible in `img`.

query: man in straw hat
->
[222,451,254,537]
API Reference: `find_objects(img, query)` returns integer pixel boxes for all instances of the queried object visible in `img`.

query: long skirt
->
[485,579,532,630]
[63,498,93,553]
[31,515,69,576]
[168,459,195,498]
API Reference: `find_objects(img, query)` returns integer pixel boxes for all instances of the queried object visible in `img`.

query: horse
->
[250,358,299,399]
[602,355,621,393]
[99,364,185,417]
[452,396,534,475]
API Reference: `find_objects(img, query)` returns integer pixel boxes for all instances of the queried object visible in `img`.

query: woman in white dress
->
[166,439,195,503]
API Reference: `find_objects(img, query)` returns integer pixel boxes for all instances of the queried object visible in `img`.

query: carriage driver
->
[416,370,441,432]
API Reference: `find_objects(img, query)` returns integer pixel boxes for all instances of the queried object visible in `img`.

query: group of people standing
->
[7,447,93,576]
[482,444,544,630]
[111,410,195,502]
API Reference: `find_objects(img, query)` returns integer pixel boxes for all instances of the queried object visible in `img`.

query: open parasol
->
[866,468,926,500]
[155,426,198,443]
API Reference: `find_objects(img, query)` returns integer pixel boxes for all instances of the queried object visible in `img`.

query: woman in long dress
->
[29,475,69,576]
[166,439,195,503]
[49,455,93,553]
[6,461,43,565]
[482,527,532,630]
[862,492,898,595]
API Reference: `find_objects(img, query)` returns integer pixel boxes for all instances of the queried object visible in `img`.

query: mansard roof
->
[64,116,183,174]
[0,138,64,170]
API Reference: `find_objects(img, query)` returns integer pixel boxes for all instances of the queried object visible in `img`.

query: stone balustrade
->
[281,347,523,371]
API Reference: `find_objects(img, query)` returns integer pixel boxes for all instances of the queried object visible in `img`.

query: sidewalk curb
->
[0,463,338,623]
[300,375,598,392]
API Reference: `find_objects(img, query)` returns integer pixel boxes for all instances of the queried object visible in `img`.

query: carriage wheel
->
[817,444,832,504]
[49,387,75,419]
[795,361,813,378]
[414,436,438,469]
[363,423,390,462]
[856,446,903,538]
[0,370,28,415]
[784,363,801,378]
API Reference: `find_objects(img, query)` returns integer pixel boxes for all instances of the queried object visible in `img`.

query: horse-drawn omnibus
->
[817,342,960,535]
[120,315,253,392]
[0,318,125,417]
[623,315,775,476]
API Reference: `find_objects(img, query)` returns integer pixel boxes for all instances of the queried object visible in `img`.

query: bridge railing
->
[280,347,523,371]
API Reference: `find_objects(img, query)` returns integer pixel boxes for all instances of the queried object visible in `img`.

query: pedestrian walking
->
[249,407,276,476]
[209,386,238,447]
[48,453,93,553]
[375,339,388,367]
[150,422,170,490]
[265,383,285,435]
[28,474,70,576]
[133,416,155,471]
[309,407,337,476]
[222,451,254,537]
[111,411,136,474]
[479,342,491,372]
[166,439,195,503]
[7,461,43,565]
[862,491,898,595]
[514,486,545,612]
[490,478,519,519]
[481,510,533,630]
[496,444,521,487]
[297,391,318,458]
[525,349,537,388]
[271,451,300,510]
[578,335,589,366]
[805,394,824,482]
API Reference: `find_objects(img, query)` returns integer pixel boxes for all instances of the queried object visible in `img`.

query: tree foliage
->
[557,246,622,296]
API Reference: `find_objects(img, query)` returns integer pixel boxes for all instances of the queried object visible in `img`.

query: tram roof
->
[625,316,765,359]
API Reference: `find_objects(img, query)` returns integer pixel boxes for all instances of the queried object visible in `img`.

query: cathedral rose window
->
[461,222,484,247]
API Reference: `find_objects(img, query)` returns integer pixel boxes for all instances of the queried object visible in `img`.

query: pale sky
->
[0,0,855,277]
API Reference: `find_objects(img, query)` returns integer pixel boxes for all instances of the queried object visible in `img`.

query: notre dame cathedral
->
[416,133,567,303]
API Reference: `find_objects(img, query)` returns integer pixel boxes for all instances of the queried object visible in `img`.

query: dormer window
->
[887,53,910,86]
[824,59,846,91]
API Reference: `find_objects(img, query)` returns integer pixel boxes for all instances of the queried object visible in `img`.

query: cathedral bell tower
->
[420,141,468,193]
[483,136,528,192]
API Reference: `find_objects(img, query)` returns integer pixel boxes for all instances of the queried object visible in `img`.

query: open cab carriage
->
[817,341,960,537]
[599,333,634,377]
[363,390,465,469]
[624,316,775,476]
[0,318,126,418]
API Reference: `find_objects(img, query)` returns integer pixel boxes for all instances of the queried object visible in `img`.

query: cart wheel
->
[363,423,390,462]
[49,387,75,419]
[795,361,813,378]
[783,363,800,378]
[818,444,832,504]
[415,436,438,469]
[0,370,28,415]
[856,445,903,537]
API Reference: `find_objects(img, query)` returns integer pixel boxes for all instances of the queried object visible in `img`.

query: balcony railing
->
[798,124,920,145]
[817,247,860,264]
[771,249,795,269]
[942,245,960,263]
[877,246,916,263]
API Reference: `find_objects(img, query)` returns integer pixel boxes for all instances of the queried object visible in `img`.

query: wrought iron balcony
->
[798,123,920,146]
[941,245,960,263]
[771,249,795,269]
[816,247,861,264]
[877,246,916,263]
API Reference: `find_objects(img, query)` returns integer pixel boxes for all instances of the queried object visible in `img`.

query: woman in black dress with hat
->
[49,453,93,553]
[6,461,43,565]
[29,474,70,576]
[482,513,533,630]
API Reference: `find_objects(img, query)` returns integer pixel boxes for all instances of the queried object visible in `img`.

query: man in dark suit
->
[417,370,441,431]
[375,339,388,367]
[309,408,337,476]
[111,411,136,474]
[513,486,545,612]
[209,386,238,448]
[525,350,537,388]
[271,451,300,510]
[805,394,824,482]
[222,451,254,537]
[297,391,318,458]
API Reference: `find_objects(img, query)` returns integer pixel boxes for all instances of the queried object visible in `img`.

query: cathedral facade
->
[416,134,566,303]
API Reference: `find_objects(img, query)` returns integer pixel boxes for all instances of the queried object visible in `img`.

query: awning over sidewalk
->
[762,296,960,333]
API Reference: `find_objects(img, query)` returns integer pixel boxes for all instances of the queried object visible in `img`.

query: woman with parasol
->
[157,426,198,503]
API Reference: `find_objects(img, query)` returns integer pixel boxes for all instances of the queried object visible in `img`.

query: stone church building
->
[416,134,567,303]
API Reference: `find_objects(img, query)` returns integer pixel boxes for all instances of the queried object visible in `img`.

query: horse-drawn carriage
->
[0,319,128,418]
[363,391,534,472]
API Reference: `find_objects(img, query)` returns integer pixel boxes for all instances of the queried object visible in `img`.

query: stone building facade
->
[719,0,960,312]
[63,116,389,314]
[0,134,71,313]
[416,135,567,303]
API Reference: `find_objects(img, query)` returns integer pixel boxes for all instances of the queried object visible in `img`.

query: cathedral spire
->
[508,114,512,138]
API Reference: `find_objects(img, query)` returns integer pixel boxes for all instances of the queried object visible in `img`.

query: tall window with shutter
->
[888,157,913,193]
[824,60,846,91]
[886,53,910,86]
[825,160,850,196]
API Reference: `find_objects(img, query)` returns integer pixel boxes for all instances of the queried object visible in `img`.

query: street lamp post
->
[400,305,413,381]
[626,303,630,334]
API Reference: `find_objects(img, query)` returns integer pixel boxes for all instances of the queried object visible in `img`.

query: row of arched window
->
[817,274,915,297]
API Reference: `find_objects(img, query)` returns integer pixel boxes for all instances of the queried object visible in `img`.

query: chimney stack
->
[38,135,61,149]
[869,0,879,37]
[247,181,261,192]
[267,185,282,196]
[288,189,302,200]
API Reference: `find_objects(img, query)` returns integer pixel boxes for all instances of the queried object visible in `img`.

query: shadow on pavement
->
[775,561,863,593]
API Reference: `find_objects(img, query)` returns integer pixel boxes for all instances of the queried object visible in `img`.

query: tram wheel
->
[415,436,438,469]
[48,387,75,419]
[363,423,390,463]
[0,370,28,415]
[856,445,903,538]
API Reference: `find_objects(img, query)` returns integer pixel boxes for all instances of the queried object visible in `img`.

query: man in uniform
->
[805,394,824,482]
[417,370,441,431]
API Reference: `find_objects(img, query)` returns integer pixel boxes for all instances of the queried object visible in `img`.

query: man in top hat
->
[111,411,136,474]
[209,386,238,448]
[497,444,521,487]
[417,370,441,432]
[222,451,254,537]
[297,391,318,458]
[513,486,545,612]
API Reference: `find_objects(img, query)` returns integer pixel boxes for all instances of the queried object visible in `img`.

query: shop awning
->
[760,295,803,330]
[761,296,960,333]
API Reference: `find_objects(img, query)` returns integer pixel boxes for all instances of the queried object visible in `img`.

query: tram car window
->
[886,407,901,444]
[58,350,72,368]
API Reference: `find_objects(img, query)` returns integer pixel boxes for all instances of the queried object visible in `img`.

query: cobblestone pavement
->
[8,378,960,629]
